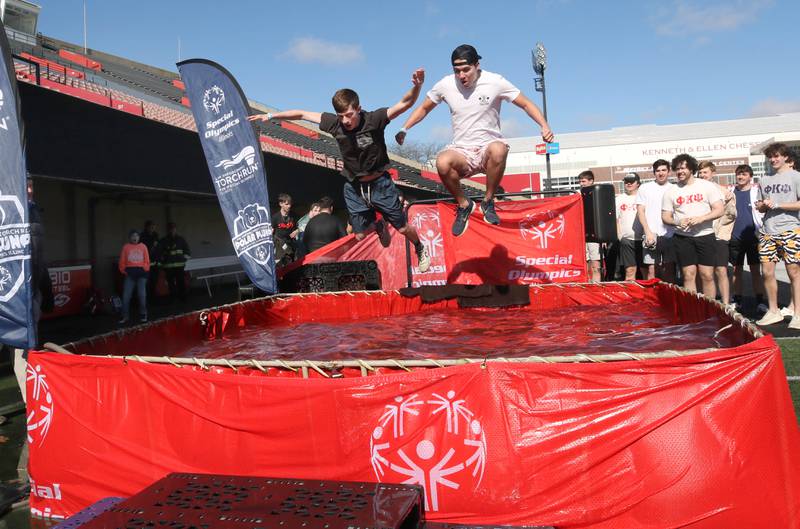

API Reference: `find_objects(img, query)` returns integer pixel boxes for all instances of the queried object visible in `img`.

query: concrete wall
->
[34,179,231,293]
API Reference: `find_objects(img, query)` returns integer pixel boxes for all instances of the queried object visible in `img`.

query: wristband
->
[266,112,273,121]
[399,127,408,134]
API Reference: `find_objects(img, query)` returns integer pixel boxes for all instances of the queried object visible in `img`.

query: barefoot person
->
[396,44,554,236]
[249,70,430,272]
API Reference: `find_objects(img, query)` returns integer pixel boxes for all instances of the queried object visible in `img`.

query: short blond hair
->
[698,161,716,172]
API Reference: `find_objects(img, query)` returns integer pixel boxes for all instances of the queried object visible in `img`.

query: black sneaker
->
[375,220,391,248]
[452,199,475,237]
[480,199,500,225]
[140,315,148,323]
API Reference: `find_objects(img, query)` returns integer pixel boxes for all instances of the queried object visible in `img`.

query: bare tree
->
[389,140,445,170]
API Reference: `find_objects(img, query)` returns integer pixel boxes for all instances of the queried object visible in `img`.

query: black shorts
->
[713,238,729,267]
[673,233,717,267]
[729,236,759,266]
[619,239,643,268]
[643,235,676,266]
[343,173,407,233]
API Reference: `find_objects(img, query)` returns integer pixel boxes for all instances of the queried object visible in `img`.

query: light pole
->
[532,42,552,191]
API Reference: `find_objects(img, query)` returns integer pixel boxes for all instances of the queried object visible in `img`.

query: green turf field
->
[778,339,800,424]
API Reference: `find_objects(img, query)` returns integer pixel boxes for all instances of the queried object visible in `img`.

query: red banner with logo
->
[42,264,92,319]
[282,197,585,290]
[26,340,800,527]
[440,195,586,285]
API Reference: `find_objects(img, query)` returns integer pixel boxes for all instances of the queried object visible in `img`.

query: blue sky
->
[32,0,800,145]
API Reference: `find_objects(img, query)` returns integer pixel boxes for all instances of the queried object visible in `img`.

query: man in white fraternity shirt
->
[636,159,676,282]
[396,44,554,237]
[661,154,724,297]
[617,173,644,280]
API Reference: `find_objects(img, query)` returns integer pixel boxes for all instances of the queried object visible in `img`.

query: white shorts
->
[586,242,601,261]
[440,141,510,178]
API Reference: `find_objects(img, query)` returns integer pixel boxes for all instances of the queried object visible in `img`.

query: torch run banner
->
[177,59,277,294]
[0,18,35,348]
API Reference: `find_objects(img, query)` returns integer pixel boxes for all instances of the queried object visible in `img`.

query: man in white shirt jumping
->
[396,44,554,237]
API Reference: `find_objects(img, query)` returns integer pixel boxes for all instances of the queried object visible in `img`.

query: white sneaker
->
[780,306,794,318]
[756,310,784,326]
[415,245,430,273]
[789,316,800,330]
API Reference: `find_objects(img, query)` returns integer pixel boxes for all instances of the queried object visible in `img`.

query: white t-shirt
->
[661,178,724,237]
[616,193,642,240]
[635,181,675,238]
[426,70,520,147]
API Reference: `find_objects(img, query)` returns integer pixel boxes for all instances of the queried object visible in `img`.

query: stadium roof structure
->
[507,112,800,152]
[9,32,476,197]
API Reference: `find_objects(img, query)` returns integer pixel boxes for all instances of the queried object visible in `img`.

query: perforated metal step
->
[74,473,423,529]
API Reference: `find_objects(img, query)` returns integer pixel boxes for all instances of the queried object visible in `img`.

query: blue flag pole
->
[177,59,277,294]
[0,19,35,348]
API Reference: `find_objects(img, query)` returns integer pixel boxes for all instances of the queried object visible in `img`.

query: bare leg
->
[761,261,778,312]
[788,263,800,318]
[625,266,637,281]
[588,260,601,282]
[397,225,420,245]
[644,263,655,280]
[715,265,730,304]
[698,265,716,299]
[682,265,698,292]
[436,150,470,208]
[482,142,509,202]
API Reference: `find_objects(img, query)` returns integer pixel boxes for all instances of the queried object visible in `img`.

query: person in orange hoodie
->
[118,229,150,324]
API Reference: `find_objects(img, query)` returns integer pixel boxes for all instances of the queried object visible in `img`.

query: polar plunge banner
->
[177,59,277,294]
[0,17,35,348]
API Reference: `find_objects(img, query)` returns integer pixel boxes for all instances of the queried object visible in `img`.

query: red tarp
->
[26,285,800,526]
[281,195,586,289]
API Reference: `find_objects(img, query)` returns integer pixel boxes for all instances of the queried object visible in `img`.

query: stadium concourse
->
[6,31,491,296]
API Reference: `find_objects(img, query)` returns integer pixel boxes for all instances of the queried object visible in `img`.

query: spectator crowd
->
[584,143,799,328]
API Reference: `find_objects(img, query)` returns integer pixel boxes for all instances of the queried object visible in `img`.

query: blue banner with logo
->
[0,19,35,348]
[177,59,277,294]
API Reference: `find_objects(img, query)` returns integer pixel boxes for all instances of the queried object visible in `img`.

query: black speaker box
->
[581,183,617,243]
[281,260,382,293]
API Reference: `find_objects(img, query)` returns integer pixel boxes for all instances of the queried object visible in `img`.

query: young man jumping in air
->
[396,44,554,236]
[249,69,430,272]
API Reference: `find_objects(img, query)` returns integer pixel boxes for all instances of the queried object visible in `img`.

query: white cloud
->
[282,37,364,66]
[424,2,440,16]
[653,0,773,37]
[748,98,800,118]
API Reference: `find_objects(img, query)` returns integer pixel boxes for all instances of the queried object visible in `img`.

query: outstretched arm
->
[395,97,438,145]
[387,68,425,120]
[511,93,554,143]
[248,109,322,124]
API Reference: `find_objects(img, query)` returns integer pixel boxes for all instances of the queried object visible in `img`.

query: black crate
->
[282,260,381,293]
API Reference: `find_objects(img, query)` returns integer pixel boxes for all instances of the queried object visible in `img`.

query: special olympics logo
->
[410,211,443,259]
[27,364,54,446]
[369,391,487,512]
[203,85,226,114]
[519,211,565,249]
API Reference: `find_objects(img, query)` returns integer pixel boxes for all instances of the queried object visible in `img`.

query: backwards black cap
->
[451,44,481,66]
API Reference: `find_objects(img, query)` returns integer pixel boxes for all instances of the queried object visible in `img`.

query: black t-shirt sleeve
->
[366,107,390,130]
[319,112,338,134]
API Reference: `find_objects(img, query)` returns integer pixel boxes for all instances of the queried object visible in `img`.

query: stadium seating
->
[9,34,450,194]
